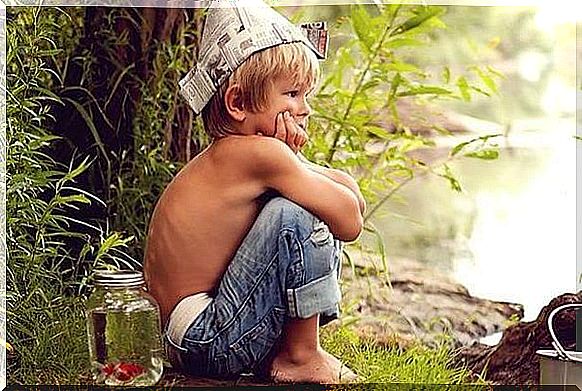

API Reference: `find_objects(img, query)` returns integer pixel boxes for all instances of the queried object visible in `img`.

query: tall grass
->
[109,35,203,261]
[6,7,134,384]
[6,6,199,383]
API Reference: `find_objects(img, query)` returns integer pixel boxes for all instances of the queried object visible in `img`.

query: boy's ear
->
[224,84,246,122]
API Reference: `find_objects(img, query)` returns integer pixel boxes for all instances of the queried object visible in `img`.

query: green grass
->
[8,298,91,385]
[321,325,486,385]
[9,311,487,385]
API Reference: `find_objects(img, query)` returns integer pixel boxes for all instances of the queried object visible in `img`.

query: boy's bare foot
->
[269,348,358,384]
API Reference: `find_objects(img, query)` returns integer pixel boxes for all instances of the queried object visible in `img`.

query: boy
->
[144,0,366,383]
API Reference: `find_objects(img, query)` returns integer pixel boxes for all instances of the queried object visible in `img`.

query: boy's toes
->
[338,364,359,383]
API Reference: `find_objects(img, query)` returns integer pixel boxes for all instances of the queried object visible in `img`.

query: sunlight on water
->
[452,121,576,321]
[364,4,578,324]
[372,118,576,322]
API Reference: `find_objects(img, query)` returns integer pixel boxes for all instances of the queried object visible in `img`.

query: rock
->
[341,251,523,347]
[454,292,581,385]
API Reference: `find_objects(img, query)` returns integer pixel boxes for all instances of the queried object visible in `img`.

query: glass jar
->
[86,270,164,386]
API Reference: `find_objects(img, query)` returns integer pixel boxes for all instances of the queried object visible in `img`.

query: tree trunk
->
[456,292,581,385]
[83,6,200,163]
[50,6,201,203]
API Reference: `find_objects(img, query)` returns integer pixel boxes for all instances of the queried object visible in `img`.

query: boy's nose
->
[298,98,312,117]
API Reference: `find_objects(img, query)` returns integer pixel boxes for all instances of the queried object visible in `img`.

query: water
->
[371,118,576,321]
[88,308,164,386]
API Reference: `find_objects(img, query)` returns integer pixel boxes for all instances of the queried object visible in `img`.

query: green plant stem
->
[363,175,413,223]
[326,22,393,164]
[363,151,457,223]
[364,141,472,223]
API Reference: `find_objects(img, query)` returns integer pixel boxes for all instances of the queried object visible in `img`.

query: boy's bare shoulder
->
[216,135,288,153]
[214,136,296,170]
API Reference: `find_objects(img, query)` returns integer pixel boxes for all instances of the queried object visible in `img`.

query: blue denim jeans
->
[167,197,343,377]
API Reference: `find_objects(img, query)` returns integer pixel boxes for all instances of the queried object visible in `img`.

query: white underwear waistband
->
[166,292,213,348]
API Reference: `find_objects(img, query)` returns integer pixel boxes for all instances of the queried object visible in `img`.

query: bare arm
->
[297,153,366,215]
[262,112,366,215]
[249,137,363,242]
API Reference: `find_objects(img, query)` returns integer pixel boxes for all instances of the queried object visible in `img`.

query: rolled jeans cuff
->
[286,269,341,319]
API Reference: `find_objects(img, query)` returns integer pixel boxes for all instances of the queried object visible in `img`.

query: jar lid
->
[94,270,145,288]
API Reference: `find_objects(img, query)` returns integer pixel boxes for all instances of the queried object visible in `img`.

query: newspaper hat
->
[179,0,329,114]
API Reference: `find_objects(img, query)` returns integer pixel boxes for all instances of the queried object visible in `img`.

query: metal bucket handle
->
[547,303,582,363]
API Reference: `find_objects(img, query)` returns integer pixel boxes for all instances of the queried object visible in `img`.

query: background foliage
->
[302,4,501,275]
[6,4,500,384]
[8,7,104,382]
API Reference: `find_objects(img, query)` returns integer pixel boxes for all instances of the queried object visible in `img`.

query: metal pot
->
[536,303,582,387]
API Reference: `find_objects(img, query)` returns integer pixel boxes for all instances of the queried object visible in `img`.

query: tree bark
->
[456,292,581,385]
[84,6,200,163]
[50,6,201,199]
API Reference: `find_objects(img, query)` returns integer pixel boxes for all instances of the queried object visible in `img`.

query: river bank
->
[340,250,524,348]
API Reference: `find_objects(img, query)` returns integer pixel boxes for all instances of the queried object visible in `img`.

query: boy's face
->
[242,76,313,137]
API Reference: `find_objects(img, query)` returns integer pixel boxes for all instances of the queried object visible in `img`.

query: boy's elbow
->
[336,201,364,242]
[341,215,363,242]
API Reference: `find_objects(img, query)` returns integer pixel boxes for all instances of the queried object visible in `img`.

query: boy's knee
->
[263,197,315,232]
[264,197,306,215]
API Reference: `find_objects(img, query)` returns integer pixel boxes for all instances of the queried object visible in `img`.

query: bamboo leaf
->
[351,5,375,51]
[31,87,63,104]
[464,149,499,160]
[61,156,92,183]
[479,133,504,141]
[387,72,402,106]
[62,186,107,207]
[95,233,135,264]
[432,124,452,135]
[392,6,443,36]
[53,194,90,206]
[470,65,498,94]
[397,85,453,97]
[438,164,463,192]
[470,85,491,97]
[366,125,391,139]
[450,140,471,156]
[361,79,381,92]
[456,76,471,101]
[450,134,502,157]
[382,61,421,73]
[486,65,505,79]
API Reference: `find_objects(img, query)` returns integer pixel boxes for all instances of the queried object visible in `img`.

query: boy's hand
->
[273,111,308,154]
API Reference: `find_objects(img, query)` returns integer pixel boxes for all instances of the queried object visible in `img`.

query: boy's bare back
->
[144,136,272,324]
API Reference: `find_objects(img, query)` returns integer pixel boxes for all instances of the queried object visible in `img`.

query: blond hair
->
[201,42,320,139]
